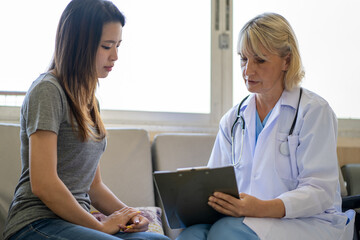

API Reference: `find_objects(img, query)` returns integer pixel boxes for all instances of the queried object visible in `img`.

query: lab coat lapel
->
[262,99,281,132]
[260,88,300,134]
[252,99,281,164]
[243,96,256,158]
[242,88,300,159]
[252,88,300,165]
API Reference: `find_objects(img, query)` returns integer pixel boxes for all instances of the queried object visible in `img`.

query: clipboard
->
[153,166,239,229]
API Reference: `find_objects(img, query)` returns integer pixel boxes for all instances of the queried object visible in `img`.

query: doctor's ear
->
[282,53,291,71]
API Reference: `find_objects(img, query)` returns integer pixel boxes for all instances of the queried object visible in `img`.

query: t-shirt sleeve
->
[23,80,65,137]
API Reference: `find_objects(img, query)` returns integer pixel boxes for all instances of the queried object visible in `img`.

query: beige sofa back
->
[0,124,155,240]
[151,133,217,239]
[0,123,216,240]
[0,124,21,240]
[100,128,155,207]
[152,133,216,171]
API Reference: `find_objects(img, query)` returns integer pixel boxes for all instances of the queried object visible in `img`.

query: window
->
[0,0,211,114]
[97,0,211,113]
[1,0,359,135]
[0,1,68,92]
[233,0,360,119]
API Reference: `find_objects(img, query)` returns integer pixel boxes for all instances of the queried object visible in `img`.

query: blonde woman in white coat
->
[177,12,351,240]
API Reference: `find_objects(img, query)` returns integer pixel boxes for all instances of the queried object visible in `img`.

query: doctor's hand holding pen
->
[208,192,285,218]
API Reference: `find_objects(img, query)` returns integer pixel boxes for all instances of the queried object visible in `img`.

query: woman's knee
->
[207,217,237,238]
[176,224,211,240]
[139,232,170,240]
[208,217,259,240]
[115,231,170,240]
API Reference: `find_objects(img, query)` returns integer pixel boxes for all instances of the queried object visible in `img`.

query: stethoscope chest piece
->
[280,141,290,156]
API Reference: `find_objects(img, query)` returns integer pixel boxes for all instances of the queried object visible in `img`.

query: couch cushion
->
[99,128,155,207]
[152,133,216,171]
[341,164,360,196]
[151,133,216,239]
[0,125,155,240]
[0,124,21,240]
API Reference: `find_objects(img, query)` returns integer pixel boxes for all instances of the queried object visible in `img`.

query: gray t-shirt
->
[4,73,106,239]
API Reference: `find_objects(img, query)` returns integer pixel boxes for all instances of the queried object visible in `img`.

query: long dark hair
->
[49,0,125,141]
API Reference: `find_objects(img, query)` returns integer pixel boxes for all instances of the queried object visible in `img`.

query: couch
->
[151,133,216,239]
[0,123,216,240]
[1,123,358,240]
[0,124,21,240]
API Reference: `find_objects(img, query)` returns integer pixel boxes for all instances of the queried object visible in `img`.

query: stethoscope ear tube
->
[280,88,302,156]
[231,88,303,163]
[231,95,249,138]
[231,95,249,167]
[288,88,302,136]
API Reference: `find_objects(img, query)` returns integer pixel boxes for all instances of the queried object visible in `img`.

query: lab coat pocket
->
[287,135,299,178]
[275,133,299,189]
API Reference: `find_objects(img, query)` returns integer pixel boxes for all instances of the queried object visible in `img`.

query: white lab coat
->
[208,87,350,240]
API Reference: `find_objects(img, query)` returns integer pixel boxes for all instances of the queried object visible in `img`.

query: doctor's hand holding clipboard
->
[208,192,285,219]
[176,12,351,240]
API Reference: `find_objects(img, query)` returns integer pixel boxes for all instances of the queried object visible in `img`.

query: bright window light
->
[233,0,360,119]
[97,0,211,113]
[0,0,69,91]
[0,0,211,114]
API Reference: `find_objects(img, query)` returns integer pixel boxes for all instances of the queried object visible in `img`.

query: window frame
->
[0,0,233,134]
[1,0,360,138]
[96,0,233,132]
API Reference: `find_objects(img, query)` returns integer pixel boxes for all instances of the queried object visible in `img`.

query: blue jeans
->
[176,217,260,240]
[9,218,170,240]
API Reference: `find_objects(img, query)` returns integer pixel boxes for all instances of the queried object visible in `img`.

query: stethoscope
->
[230,88,303,167]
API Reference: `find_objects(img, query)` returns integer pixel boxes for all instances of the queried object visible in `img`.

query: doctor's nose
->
[244,60,255,77]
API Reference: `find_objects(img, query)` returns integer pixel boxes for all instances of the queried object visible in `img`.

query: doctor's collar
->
[280,87,302,110]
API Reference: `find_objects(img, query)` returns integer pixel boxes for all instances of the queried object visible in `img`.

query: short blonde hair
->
[237,12,305,90]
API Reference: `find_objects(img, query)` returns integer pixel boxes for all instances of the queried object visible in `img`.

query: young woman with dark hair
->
[3,1,170,239]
